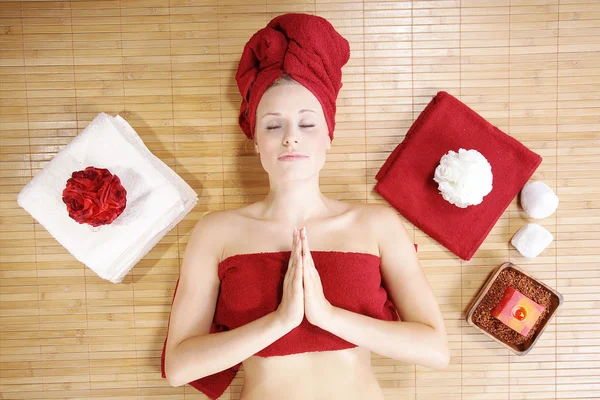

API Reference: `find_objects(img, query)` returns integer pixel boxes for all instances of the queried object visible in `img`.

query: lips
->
[278,155,308,161]
[278,152,308,161]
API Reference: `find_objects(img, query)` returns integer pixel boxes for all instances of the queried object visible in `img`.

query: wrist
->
[272,310,295,333]
[318,304,337,331]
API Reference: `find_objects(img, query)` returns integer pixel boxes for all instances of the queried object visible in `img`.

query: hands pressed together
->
[276,227,335,330]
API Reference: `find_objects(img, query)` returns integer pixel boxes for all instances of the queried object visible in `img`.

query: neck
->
[259,174,330,227]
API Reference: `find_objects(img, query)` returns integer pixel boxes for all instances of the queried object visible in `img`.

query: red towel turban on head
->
[235,13,351,141]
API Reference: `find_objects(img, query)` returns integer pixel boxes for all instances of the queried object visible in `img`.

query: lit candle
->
[491,286,545,336]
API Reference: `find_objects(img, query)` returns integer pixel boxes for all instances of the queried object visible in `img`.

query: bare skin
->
[165,76,448,396]
[215,198,386,400]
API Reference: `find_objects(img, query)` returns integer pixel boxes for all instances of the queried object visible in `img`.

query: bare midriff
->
[239,347,384,400]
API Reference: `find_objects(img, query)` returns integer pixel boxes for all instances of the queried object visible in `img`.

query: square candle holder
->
[466,262,564,356]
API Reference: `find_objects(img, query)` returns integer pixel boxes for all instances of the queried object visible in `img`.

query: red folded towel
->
[375,91,542,261]
[160,247,417,399]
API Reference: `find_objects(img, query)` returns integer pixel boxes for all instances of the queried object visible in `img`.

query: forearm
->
[325,306,450,370]
[167,311,289,387]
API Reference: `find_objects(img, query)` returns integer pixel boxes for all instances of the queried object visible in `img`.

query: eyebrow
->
[261,109,316,119]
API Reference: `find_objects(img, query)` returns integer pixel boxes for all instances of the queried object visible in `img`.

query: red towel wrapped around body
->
[160,246,418,399]
[374,91,543,261]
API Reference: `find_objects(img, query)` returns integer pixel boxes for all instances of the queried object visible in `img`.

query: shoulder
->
[189,202,263,239]
[192,209,233,230]
[355,203,403,228]
[188,209,237,259]
[196,205,251,228]
[354,204,411,252]
[191,205,257,258]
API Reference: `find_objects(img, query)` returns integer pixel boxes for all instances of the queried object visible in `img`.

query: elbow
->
[166,369,188,388]
[165,349,209,387]
[167,377,180,388]
[431,347,450,370]
[165,351,185,388]
[166,375,181,388]
[165,362,181,387]
[418,346,449,371]
[416,327,450,370]
[429,336,450,370]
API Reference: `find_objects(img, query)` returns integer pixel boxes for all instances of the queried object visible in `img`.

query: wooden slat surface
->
[1,1,599,399]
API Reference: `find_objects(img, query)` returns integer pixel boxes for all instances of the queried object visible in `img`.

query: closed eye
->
[266,125,315,130]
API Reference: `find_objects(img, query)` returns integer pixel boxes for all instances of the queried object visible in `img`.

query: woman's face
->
[254,82,331,181]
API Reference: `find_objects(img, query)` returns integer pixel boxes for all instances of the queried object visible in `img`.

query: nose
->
[282,126,299,146]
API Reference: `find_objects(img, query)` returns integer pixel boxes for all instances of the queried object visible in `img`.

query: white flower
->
[433,148,493,208]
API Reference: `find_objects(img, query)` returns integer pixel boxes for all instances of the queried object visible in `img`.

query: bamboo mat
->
[1,0,599,399]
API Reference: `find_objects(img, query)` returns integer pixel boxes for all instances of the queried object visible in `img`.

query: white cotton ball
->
[520,181,559,219]
[433,148,493,208]
[511,223,554,259]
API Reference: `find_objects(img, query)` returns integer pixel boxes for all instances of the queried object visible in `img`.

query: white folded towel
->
[17,112,198,283]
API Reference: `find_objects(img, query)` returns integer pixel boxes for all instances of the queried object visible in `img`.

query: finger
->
[296,233,303,275]
[302,236,314,285]
[287,228,296,275]
[287,228,298,290]
[303,230,310,258]
[302,235,308,280]
[293,229,298,266]
[300,231,310,276]
[302,227,307,256]
[294,228,298,256]
[291,234,298,290]
[296,233,303,289]
[297,232,302,266]
[291,228,296,259]
[302,230,314,279]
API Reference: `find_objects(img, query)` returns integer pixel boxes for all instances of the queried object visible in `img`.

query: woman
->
[162,13,449,400]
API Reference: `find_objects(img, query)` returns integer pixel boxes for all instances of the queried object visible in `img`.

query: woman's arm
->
[169,311,290,386]
[323,308,449,370]
[165,212,293,387]
[320,205,450,370]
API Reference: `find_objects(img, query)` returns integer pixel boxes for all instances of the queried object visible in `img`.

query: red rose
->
[62,166,127,227]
